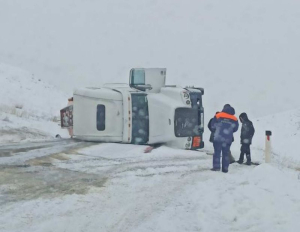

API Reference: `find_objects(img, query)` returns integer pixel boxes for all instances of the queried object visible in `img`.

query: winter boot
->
[237,153,244,164]
[246,154,251,165]
[210,168,220,171]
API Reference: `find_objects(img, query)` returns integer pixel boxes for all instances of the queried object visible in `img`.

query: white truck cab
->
[60,68,204,150]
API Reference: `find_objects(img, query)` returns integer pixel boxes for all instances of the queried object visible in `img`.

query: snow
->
[0,62,67,119]
[1,0,300,231]
[236,109,300,169]
[1,144,300,232]
[0,63,69,143]
[253,109,300,164]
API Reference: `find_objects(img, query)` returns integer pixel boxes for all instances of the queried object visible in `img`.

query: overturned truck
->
[60,68,204,149]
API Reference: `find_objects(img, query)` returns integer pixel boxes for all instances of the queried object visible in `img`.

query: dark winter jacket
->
[208,118,213,142]
[208,116,235,143]
[208,115,216,143]
[239,113,255,144]
[211,105,239,144]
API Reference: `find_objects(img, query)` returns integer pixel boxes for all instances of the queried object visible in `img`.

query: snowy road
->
[1,139,82,156]
[1,142,300,232]
[0,139,95,164]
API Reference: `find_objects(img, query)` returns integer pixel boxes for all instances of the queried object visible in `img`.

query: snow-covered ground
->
[229,109,300,170]
[252,109,300,168]
[0,63,69,144]
[1,143,300,232]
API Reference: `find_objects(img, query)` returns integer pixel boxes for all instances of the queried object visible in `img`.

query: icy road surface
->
[1,142,300,232]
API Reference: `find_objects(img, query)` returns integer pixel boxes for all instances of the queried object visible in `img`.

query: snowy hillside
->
[203,108,300,171]
[0,62,68,119]
[253,109,300,168]
[0,63,69,143]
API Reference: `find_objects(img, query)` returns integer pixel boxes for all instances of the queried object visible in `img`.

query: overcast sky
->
[0,0,300,118]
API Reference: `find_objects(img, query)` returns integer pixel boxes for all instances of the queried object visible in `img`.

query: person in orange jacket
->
[210,104,239,173]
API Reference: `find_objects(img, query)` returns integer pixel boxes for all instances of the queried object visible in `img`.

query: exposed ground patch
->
[0,164,107,205]
[0,141,105,205]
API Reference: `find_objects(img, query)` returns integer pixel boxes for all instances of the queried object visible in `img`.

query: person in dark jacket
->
[210,104,239,173]
[208,112,235,164]
[238,112,255,165]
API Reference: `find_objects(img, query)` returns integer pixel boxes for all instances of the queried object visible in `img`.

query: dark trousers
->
[239,144,251,162]
[213,142,231,171]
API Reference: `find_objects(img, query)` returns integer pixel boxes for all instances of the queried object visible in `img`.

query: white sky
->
[0,0,300,118]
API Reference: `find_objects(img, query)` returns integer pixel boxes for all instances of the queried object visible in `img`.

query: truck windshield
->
[131,93,149,144]
[174,108,201,137]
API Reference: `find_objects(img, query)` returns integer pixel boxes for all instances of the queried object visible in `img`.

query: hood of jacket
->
[222,104,235,115]
[239,112,249,121]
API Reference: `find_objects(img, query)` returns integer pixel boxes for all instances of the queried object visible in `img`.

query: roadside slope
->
[0,62,69,143]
